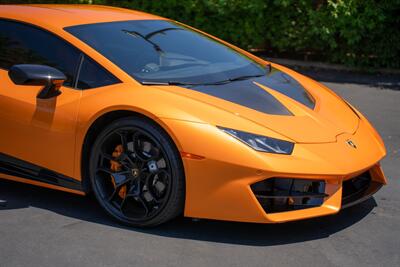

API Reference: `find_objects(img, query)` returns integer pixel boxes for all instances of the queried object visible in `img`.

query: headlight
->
[218,126,294,155]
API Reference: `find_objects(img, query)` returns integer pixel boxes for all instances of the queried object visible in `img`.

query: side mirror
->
[8,64,67,99]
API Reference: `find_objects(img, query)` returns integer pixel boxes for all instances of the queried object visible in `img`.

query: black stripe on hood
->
[184,67,315,116]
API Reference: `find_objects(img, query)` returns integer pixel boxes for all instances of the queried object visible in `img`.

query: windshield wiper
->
[141,64,272,86]
[145,27,184,39]
[221,63,271,83]
[123,30,164,54]
[206,63,271,85]
[141,74,265,86]
[197,73,266,86]
[123,27,184,54]
[227,73,265,82]
[141,77,259,86]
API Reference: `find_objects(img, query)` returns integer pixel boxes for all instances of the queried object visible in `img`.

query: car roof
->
[0,4,165,29]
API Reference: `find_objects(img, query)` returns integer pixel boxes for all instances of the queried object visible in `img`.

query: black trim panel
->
[0,152,83,191]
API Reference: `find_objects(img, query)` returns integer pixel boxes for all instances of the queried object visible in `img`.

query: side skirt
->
[0,152,83,192]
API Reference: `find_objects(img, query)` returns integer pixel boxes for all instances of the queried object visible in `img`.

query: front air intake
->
[251,178,327,213]
[342,172,371,206]
[341,170,385,209]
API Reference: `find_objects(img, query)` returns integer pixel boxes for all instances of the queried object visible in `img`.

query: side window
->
[77,56,120,89]
[0,20,80,87]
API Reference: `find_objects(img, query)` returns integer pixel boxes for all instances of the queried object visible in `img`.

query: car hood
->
[152,64,359,143]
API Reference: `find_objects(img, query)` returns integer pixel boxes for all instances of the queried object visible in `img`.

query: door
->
[0,19,82,178]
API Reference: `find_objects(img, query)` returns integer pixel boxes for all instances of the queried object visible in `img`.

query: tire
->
[88,116,185,227]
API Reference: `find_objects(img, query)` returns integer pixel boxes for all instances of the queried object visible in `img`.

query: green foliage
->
[260,0,400,68]
[3,0,399,69]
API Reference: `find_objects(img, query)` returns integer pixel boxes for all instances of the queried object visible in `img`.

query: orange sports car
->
[0,5,387,227]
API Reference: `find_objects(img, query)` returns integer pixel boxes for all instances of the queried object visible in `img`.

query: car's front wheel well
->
[80,110,180,193]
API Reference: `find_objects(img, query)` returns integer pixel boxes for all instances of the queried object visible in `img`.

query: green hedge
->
[4,0,400,69]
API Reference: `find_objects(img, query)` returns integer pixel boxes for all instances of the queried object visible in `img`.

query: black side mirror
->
[8,64,67,99]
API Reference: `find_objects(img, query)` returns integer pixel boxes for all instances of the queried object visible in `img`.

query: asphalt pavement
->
[1,69,399,267]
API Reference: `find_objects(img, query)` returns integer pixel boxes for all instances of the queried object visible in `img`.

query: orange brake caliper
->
[110,144,127,199]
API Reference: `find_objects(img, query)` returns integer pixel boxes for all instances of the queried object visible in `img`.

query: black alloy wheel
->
[89,117,185,227]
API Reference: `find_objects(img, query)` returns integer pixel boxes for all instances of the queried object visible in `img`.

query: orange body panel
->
[0,71,81,177]
[0,5,387,223]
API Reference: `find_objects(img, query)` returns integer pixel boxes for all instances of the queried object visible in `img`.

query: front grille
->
[251,178,327,213]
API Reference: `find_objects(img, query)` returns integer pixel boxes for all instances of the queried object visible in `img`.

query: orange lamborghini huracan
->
[0,5,387,227]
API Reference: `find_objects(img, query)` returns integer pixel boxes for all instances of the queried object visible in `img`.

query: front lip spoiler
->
[341,181,383,209]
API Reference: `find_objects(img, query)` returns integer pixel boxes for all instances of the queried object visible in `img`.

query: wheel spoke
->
[97,167,129,176]
[120,182,150,218]
[108,183,127,202]
[108,186,120,202]
[119,194,129,212]
[126,179,141,197]
[100,151,114,162]
[116,130,129,152]
[98,169,131,202]
[117,153,136,168]
[146,142,160,161]
[149,144,160,160]
[136,196,150,218]
[131,132,145,160]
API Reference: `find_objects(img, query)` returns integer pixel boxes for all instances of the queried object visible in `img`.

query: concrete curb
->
[262,57,400,75]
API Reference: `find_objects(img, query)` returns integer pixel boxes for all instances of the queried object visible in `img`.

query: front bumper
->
[161,116,387,223]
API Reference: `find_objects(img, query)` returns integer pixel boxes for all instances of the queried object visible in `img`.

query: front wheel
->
[89,117,185,227]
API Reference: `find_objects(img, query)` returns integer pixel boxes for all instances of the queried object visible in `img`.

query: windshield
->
[65,20,266,85]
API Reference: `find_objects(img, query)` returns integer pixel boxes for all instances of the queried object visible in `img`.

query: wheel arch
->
[79,108,184,193]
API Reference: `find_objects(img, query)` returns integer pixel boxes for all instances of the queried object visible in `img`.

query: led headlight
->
[218,126,294,155]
